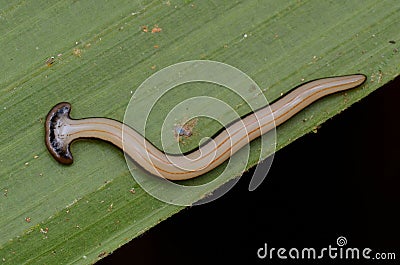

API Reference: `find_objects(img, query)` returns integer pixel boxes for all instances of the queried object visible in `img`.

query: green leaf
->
[0,0,399,264]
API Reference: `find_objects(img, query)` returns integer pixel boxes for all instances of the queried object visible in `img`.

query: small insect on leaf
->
[45,56,55,66]
[174,118,198,142]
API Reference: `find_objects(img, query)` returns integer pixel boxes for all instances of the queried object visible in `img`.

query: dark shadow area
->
[98,76,399,264]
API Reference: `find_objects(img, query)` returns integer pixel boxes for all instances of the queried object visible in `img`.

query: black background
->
[99,76,399,265]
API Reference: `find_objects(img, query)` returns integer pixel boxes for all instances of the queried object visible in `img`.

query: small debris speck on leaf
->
[40,227,49,234]
[151,25,162,33]
[73,48,82,57]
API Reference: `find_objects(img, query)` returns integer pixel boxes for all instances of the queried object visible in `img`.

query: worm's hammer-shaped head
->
[45,102,74,164]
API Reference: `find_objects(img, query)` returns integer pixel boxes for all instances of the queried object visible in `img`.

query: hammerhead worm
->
[45,74,366,180]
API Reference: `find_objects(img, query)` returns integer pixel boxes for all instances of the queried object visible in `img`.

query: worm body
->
[45,75,366,180]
